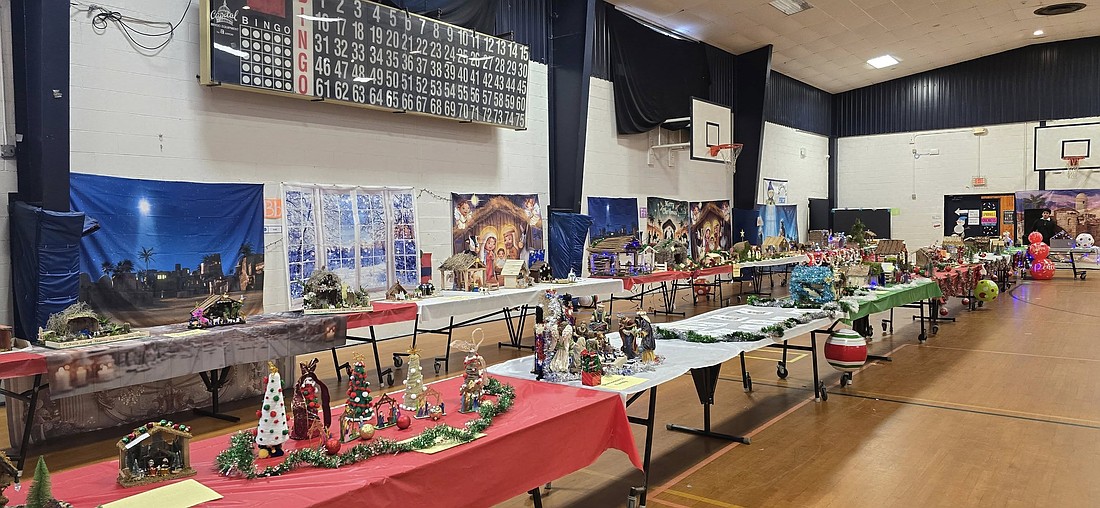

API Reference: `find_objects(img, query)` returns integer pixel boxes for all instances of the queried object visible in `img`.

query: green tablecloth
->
[844,279,944,321]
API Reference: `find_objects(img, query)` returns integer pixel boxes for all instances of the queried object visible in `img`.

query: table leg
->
[625,387,657,508]
[498,306,533,351]
[529,487,543,508]
[431,317,455,374]
[194,367,240,422]
[0,374,47,473]
[666,365,751,443]
[739,352,752,392]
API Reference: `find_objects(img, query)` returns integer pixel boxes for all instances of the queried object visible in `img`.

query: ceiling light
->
[769,0,814,15]
[1033,29,1046,36]
[867,55,899,69]
[1034,3,1087,16]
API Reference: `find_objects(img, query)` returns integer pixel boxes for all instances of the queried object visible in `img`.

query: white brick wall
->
[0,0,17,325]
[760,122,829,242]
[838,116,1100,246]
[63,1,549,312]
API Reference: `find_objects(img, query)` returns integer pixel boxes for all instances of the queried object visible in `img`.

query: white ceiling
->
[604,0,1100,93]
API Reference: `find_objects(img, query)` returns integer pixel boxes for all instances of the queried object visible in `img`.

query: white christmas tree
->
[256,361,290,457]
[402,349,427,410]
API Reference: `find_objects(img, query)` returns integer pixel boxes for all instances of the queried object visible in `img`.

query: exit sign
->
[972,177,987,187]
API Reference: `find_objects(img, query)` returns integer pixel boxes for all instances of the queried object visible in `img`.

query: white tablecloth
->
[415,278,625,329]
[738,254,810,268]
[487,305,833,395]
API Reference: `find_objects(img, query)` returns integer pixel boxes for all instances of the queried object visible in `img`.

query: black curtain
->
[606,5,710,134]
[385,0,499,34]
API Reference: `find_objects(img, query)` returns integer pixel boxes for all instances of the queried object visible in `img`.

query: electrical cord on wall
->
[70,1,193,52]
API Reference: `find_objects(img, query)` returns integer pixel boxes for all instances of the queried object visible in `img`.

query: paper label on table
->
[398,428,485,454]
[730,265,741,277]
[164,329,210,338]
[102,479,222,508]
[599,375,648,391]
[734,308,768,315]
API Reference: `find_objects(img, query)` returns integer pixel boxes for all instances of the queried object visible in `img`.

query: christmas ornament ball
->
[325,438,341,455]
[359,424,376,441]
[1028,231,1043,244]
[430,408,443,421]
[396,414,412,430]
[824,329,867,373]
[975,279,999,302]
[939,307,950,317]
[258,447,270,459]
[962,298,971,306]
[1031,259,1056,280]
[1077,233,1095,249]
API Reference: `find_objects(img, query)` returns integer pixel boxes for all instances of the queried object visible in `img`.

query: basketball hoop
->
[1065,155,1085,177]
[708,143,743,170]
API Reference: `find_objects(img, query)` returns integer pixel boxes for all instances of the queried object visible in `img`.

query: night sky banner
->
[587,197,639,243]
[71,174,264,327]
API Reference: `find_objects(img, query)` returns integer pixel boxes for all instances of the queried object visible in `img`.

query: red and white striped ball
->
[824,329,868,373]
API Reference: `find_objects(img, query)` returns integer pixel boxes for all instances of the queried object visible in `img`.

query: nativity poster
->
[451,193,545,270]
[646,197,690,246]
[689,200,733,260]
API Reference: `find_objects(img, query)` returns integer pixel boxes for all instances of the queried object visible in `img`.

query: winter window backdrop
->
[283,185,420,308]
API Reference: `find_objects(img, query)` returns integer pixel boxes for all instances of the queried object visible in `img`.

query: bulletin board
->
[832,209,891,240]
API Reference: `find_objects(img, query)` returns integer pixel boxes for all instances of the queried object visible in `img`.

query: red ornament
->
[939,307,950,317]
[824,329,867,372]
[324,438,341,455]
[1028,242,1050,261]
[1031,259,1056,280]
[1028,231,1044,244]
[961,298,971,306]
[256,410,262,418]
[396,414,412,430]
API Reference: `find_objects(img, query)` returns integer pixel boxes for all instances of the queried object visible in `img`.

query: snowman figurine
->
[953,216,967,235]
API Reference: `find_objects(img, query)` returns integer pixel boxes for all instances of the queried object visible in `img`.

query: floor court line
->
[661,489,747,508]
[915,344,1100,363]
[834,390,1100,429]
[650,496,695,508]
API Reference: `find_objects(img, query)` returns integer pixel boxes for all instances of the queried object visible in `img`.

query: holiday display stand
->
[340,355,375,443]
[215,377,516,479]
[255,362,290,458]
[401,349,427,411]
[290,358,331,441]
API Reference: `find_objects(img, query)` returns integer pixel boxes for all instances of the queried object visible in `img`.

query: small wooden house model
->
[439,253,488,291]
[808,230,829,247]
[117,420,195,488]
[761,235,791,254]
[500,259,530,289]
[530,261,551,282]
[188,293,245,329]
[372,393,401,429]
[386,282,409,301]
[587,236,644,276]
[875,239,908,263]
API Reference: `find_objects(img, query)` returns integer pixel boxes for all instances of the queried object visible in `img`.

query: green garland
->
[215,377,516,479]
[654,308,838,344]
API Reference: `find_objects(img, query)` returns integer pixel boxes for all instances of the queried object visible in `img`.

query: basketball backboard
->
[1034,122,1100,171]
[690,97,732,163]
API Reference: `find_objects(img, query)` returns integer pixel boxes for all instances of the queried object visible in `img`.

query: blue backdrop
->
[70,174,264,327]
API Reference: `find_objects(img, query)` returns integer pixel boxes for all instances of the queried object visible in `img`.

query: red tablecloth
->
[605,271,689,290]
[690,265,733,278]
[934,264,983,297]
[0,351,47,380]
[8,376,641,507]
[344,301,419,329]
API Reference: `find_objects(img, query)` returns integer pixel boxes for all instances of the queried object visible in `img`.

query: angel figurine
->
[549,320,572,373]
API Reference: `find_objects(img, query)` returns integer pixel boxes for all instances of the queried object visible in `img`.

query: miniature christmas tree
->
[25,457,51,508]
[401,349,426,411]
[256,362,290,458]
[849,219,867,247]
[344,359,374,420]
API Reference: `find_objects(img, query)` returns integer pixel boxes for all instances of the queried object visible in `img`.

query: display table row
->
[4,376,642,508]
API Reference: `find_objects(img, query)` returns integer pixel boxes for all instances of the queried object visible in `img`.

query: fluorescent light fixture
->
[769,0,814,16]
[867,54,899,68]
[1033,29,1046,36]
[353,76,375,82]
[213,43,247,58]
[298,14,343,22]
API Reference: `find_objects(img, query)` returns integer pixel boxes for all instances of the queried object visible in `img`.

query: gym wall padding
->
[10,201,86,341]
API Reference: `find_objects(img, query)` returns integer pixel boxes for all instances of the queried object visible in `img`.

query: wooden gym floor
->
[5,273,1100,507]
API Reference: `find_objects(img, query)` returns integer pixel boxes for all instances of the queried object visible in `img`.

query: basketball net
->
[708,143,743,171]
[1065,156,1085,178]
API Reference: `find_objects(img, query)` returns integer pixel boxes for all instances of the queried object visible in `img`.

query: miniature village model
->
[500,259,530,289]
[302,267,373,313]
[117,420,195,487]
[587,236,649,277]
[38,302,149,349]
[188,293,245,329]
